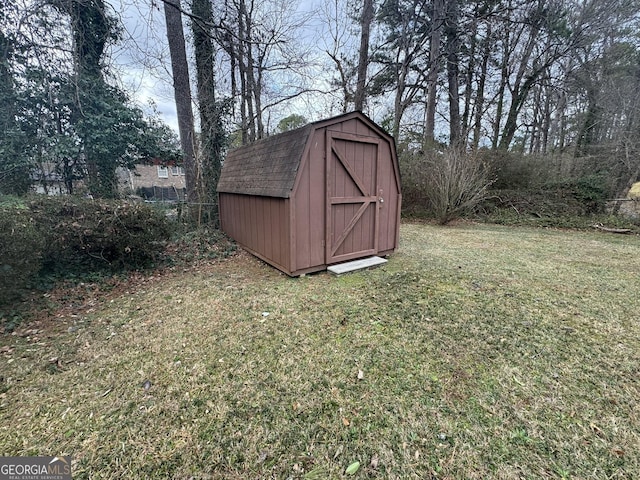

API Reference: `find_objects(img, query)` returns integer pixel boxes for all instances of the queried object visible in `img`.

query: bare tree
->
[354,0,374,111]
[444,0,460,145]
[215,0,315,143]
[163,0,197,201]
[424,0,444,144]
[321,0,357,113]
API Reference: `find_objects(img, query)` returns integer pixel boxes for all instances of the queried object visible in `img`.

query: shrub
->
[484,150,555,190]
[165,228,237,266]
[398,149,430,217]
[479,188,589,218]
[484,151,606,192]
[0,208,44,304]
[421,149,494,224]
[565,174,610,213]
[28,197,172,274]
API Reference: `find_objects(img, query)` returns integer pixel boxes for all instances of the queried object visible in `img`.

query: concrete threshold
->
[327,256,387,275]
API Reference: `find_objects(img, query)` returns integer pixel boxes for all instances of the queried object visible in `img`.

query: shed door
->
[326,131,380,264]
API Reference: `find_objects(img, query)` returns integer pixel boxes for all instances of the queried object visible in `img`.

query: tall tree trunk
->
[239,0,256,142]
[164,0,197,202]
[472,23,491,151]
[445,0,460,146]
[236,0,250,144]
[425,0,444,144]
[529,82,541,153]
[392,53,410,140]
[253,50,264,139]
[462,12,478,144]
[354,0,374,112]
[575,87,601,157]
[0,11,29,195]
[498,24,540,150]
[549,59,572,153]
[65,0,115,197]
[491,18,510,149]
[192,0,225,224]
[541,79,552,154]
[497,0,561,151]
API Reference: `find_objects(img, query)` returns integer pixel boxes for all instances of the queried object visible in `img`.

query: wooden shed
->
[217,111,402,276]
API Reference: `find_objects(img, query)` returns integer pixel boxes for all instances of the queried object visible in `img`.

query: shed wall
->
[219,193,291,273]
[292,130,326,273]
[373,139,401,253]
[325,116,378,137]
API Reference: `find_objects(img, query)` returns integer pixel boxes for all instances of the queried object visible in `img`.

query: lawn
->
[1,223,639,479]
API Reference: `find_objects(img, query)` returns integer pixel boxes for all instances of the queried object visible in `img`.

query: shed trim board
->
[218,111,401,276]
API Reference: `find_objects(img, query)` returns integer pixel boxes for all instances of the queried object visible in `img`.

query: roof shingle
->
[217,124,313,198]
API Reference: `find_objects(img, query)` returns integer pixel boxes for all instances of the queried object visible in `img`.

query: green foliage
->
[0,161,31,196]
[0,0,180,199]
[479,150,614,221]
[511,174,610,215]
[484,151,560,190]
[1,64,180,199]
[398,147,430,216]
[28,196,172,274]
[276,114,308,133]
[566,174,610,212]
[480,189,587,219]
[165,227,236,266]
[0,195,27,208]
[0,208,43,305]
[0,7,32,196]
[480,173,611,224]
[67,78,182,198]
[480,206,639,231]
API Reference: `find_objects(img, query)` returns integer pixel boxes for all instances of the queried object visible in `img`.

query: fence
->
[136,186,186,202]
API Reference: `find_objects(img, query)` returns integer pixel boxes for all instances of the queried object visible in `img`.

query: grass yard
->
[1,223,639,479]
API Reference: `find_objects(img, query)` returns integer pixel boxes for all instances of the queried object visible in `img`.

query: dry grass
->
[1,223,639,479]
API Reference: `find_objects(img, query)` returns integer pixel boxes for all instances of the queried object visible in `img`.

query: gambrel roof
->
[217,124,313,198]
[217,112,398,199]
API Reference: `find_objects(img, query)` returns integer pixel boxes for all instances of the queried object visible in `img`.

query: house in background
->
[30,163,68,195]
[28,159,185,201]
[119,159,186,201]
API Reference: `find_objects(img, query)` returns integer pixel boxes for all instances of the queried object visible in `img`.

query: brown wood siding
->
[325,117,377,138]
[291,130,326,273]
[376,141,401,253]
[219,193,291,273]
[326,133,379,262]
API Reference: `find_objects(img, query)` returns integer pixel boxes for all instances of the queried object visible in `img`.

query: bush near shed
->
[484,151,612,215]
[0,208,44,304]
[28,196,171,275]
[400,147,493,223]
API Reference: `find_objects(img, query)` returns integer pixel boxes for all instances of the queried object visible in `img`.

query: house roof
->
[217,111,395,199]
[217,124,313,198]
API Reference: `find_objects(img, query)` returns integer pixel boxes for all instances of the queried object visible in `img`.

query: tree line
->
[2,0,639,206]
